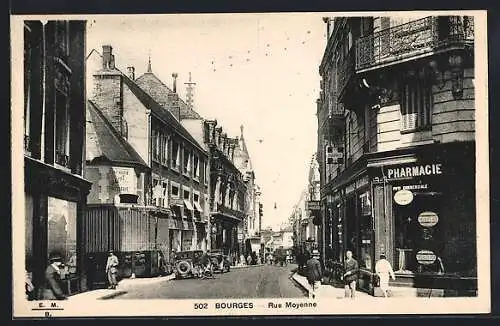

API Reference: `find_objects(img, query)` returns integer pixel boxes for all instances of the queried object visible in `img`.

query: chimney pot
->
[127,66,135,80]
[172,73,178,93]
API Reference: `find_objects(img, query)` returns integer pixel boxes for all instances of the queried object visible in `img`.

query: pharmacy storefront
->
[366,142,477,296]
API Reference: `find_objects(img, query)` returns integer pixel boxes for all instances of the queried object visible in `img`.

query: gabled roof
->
[121,74,207,154]
[86,100,149,169]
[135,72,202,120]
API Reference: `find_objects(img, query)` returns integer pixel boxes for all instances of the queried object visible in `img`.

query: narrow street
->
[114,264,306,299]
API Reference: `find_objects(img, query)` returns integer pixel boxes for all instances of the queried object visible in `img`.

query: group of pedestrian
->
[305,250,396,299]
[27,250,120,300]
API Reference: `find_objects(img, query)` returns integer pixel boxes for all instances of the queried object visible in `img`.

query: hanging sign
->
[416,250,437,265]
[394,189,414,205]
[418,211,439,227]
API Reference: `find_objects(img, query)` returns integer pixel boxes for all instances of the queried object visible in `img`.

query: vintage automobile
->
[173,250,204,279]
[209,251,231,273]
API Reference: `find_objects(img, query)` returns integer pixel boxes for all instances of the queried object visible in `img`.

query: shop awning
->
[367,154,417,168]
[193,201,203,213]
[183,199,194,211]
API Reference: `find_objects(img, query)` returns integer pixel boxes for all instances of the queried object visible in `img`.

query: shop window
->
[55,91,70,168]
[47,197,77,278]
[393,193,443,275]
[400,76,432,132]
[359,191,373,269]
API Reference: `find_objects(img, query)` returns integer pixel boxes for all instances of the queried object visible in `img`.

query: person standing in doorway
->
[42,252,67,300]
[106,250,119,289]
[375,254,396,297]
[306,250,323,299]
[343,250,359,299]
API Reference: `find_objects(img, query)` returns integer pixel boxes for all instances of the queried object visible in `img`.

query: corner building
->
[317,16,476,296]
[23,20,91,297]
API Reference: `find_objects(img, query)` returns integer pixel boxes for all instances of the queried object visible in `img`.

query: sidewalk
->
[68,273,175,301]
[231,263,265,269]
[291,272,375,300]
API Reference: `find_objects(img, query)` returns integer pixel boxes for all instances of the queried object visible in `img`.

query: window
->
[193,155,200,180]
[171,141,180,170]
[152,129,160,162]
[204,160,209,185]
[183,148,191,175]
[400,76,432,131]
[55,91,70,168]
[54,21,70,58]
[171,183,180,198]
[183,189,190,200]
[162,135,168,165]
[152,179,163,206]
[161,181,168,207]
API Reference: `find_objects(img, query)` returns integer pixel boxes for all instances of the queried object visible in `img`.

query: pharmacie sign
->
[385,163,443,180]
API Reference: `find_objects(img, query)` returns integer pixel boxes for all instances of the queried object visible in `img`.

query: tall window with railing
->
[400,73,432,132]
[55,91,70,168]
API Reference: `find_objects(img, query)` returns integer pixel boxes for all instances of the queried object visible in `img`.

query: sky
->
[86,13,327,231]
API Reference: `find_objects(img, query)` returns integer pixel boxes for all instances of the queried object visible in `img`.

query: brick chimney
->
[102,45,115,70]
[92,44,124,135]
[127,66,135,80]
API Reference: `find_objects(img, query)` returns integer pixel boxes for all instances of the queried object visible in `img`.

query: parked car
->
[173,250,204,279]
[209,251,231,273]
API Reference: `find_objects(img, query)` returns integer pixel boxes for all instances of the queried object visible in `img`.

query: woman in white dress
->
[375,254,396,297]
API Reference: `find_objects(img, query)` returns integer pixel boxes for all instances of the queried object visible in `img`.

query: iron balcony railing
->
[356,16,474,71]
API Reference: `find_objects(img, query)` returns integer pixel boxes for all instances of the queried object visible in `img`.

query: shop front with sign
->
[367,142,477,295]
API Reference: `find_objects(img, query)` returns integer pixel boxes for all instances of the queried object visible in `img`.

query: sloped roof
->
[121,74,207,154]
[135,72,202,120]
[86,100,149,169]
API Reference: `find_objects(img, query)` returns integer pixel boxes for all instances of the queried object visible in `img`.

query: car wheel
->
[176,260,192,277]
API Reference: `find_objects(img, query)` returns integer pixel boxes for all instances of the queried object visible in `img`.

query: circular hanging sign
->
[418,211,439,227]
[394,189,414,205]
[416,250,437,265]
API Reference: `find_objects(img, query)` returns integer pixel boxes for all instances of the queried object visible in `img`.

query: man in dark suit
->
[306,250,323,298]
[42,252,67,300]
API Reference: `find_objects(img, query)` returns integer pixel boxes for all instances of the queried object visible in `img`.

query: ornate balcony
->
[356,16,474,72]
[214,203,245,222]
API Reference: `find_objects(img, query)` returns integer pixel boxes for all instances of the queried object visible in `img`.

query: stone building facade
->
[85,46,210,275]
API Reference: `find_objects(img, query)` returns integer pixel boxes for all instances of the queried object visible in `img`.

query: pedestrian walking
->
[106,250,119,289]
[306,250,323,299]
[41,252,67,300]
[343,250,359,299]
[375,254,395,297]
[246,253,252,265]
